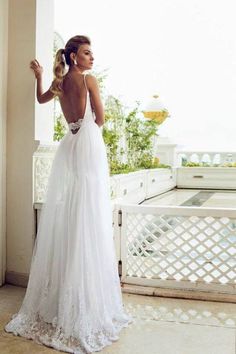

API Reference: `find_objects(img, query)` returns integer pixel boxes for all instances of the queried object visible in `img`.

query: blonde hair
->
[51,35,91,96]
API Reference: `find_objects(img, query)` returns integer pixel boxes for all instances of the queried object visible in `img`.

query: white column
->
[6,0,54,286]
[155,136,178,167]
[35,0,54,143]
[0,0,8,286]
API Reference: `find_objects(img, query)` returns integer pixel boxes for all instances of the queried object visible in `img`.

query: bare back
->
[59,72,90,124]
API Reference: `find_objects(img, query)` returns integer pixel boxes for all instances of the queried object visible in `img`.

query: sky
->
[54,0,236,151]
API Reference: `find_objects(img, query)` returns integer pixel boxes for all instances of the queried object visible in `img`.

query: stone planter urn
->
[142,94,170,125]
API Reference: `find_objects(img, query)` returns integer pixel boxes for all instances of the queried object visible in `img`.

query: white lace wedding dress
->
[5,74,133,353]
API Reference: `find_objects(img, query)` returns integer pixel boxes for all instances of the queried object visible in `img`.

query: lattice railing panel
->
[122,208,236,287]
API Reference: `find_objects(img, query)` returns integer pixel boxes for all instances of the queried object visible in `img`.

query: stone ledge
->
[121,283,236,304]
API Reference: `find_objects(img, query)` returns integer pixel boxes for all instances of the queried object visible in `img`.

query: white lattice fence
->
[119,205,236,295]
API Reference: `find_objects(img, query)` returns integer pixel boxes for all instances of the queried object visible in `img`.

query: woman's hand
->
[30,59,54,103]
[30,59,43,79]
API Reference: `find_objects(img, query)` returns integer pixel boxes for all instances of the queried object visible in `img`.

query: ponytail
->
[50,48,66,96]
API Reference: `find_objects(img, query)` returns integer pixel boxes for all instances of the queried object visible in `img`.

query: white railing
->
[33,144,58,203]
[33,144,236,300]
[33,144,176,204]
[116,204,236,296]
[176,150,236,167]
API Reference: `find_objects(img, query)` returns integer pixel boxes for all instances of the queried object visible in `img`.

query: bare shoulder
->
[85,74,99,90]
[84,74,104,126]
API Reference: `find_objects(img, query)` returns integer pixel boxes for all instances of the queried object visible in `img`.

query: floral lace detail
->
[5,309,133,353]
[68,119,84,134]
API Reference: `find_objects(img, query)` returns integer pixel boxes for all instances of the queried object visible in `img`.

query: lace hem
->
[4,311,133,353]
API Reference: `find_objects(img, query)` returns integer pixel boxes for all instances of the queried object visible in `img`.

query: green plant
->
[53,112,67,141]
[125,102,159,169]
[183,161,236,167]
[110,162,137,175]
[221,162,236,167]
[183,161,201,167]
[102,95,125,167]
[110,162,171,175]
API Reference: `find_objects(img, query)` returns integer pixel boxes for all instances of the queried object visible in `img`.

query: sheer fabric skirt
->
[5,121,133,353]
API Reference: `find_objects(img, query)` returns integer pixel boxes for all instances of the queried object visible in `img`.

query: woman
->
[5,35,133,353]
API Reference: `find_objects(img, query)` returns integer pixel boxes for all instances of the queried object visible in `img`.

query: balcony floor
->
[1,285,236,354]
[142,188,236,208]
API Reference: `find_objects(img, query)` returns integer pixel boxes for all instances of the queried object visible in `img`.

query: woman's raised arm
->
[30,59,55,104]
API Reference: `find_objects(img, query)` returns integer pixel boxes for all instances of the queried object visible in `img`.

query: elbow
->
[96,118,105,127]
[95,113,105,127]
[37,95,46,104]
